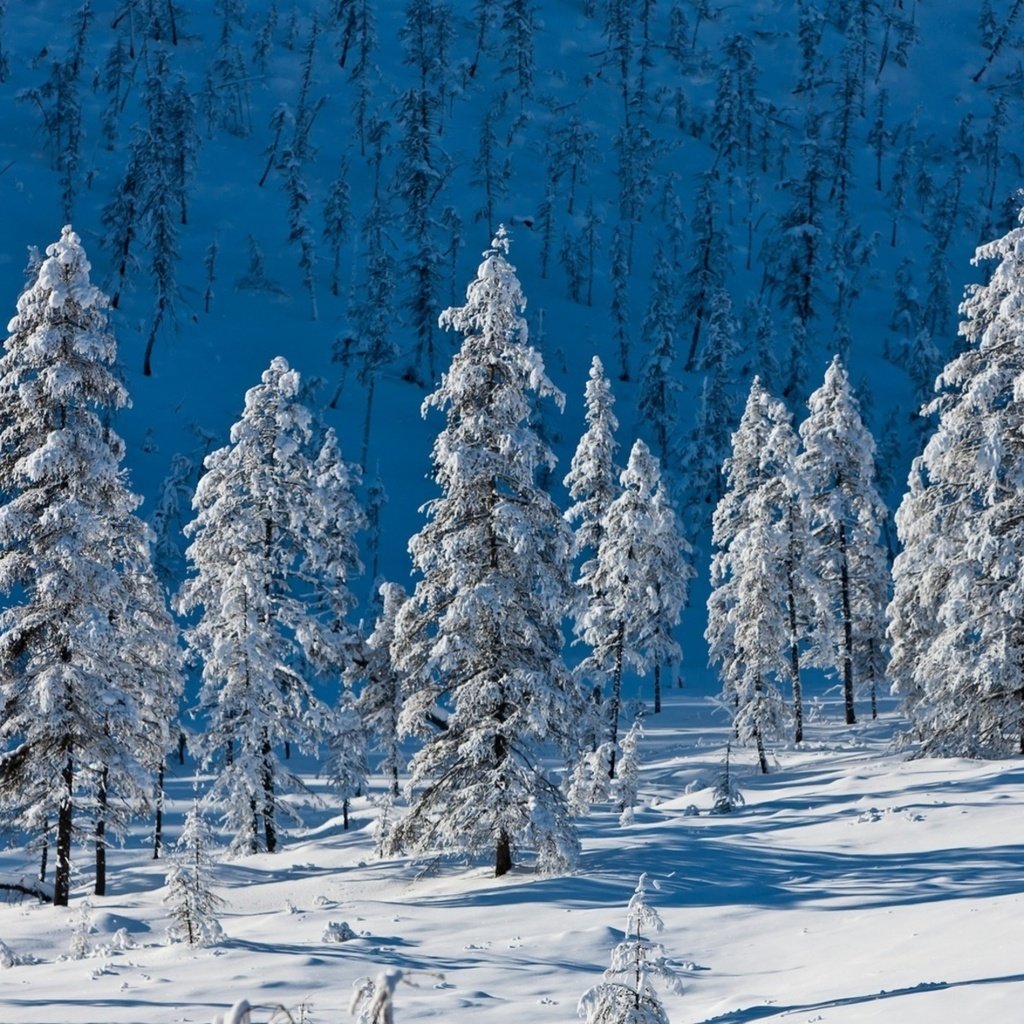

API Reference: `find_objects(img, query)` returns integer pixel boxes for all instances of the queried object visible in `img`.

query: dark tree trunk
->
[95,765,108,896]
[607,622,625,778]
[787,553,804,743]
[153,762,165,860]
[839,522,857,725]
[39,825,48,884]
[53,755,74,907]
[653,661,662,715]
[495,828,512,877]
[261,732,277,853]
[343,797,350,831]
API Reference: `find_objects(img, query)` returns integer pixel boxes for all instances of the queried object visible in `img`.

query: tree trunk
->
[343,797,350,831]
[153,762,165,860]
[53,755,74,907]
[95,765,108,896]
[261,731,277,853]
[653,661,662,715]
[607,623,625,778]
[787,556,804,742]
[495,828,512,877]
[39,825,48,884]
[839,522,857,725]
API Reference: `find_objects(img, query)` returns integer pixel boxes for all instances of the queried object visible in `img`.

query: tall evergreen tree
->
[797,357,889,726]
[708,378,815,760]
[389,229,581,876]
[178,358,361,854]
[0,227,181,906]
[889,211,1024,756]
[577,441,684,774]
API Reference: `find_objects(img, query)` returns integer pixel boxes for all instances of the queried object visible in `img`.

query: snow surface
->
[3,693,1023,1023]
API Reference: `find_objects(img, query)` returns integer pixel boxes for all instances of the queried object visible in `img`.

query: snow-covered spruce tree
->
[644,468,693,715]
[389,228,582,877]
[578,874,683,1024]
[711,743,744,814]
[708,378,819,747]
[323,688,367,831]
[353,581,408,799]
[565,355,621,585]
[577,441,671,778]
[615,717,643,827]
[889,211,1024,756]
[0,227,182,906]
[164,800,224,947]
[178,358,361,854]
[796,357,889,726]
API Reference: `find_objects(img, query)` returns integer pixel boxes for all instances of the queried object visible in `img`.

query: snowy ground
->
[2,690,1022,1024]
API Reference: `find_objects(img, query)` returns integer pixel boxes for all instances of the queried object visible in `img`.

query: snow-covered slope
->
[3,695,1024,1023]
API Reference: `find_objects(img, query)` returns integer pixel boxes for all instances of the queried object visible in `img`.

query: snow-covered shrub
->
[351,969,403,1024]
[323,920,357,943]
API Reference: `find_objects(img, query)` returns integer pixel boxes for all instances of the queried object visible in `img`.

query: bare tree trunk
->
[95,765,108,896]
[153,762,165,860]
[839,522,857,725]
[54,755,74,907]
[261,732,277,853]
[495,827,512,877]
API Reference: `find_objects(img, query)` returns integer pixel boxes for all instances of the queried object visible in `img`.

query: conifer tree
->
[797,357,889,726]
[354,582,407,798]
[889,211,1024,756]
[389,229,581,876]
[178,358,361,854]
[0,227,181,906]
[565,353,620,569]
[164,801,225,947]
[578,442,681,775]
[578,874,683,1024]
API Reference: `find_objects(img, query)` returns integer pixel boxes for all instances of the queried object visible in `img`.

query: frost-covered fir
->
[796,357,888,726]
[0,227,182,906]
[164,801,225,948]
[578,874,684,1024]
[577,441,686,777]
[177,357,363,854]
[890,210,1024,756]
[707,378,817,761]
[353,581,408,799]
[564,355,621,568]
[390,228,582,876]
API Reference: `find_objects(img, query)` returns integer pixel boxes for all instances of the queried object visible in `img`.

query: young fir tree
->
[578,874,683,1024]
[577,441,678,777]
[354,581,408,799]
[164,800,225,947]
[797,357,889,726]
[0,227,182,906]
[177,358,361,854]
[565,356,621,573]
[889,211,1024,756]
[614,717,643,826]
[324,688,368,831]
[389,229,582,877]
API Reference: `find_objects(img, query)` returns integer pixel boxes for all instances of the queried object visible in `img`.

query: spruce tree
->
[889,211,1024,755]
[389,229,581,876]
[797,357,889,726]
[0,227,181,906]
[178,358,360,854]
